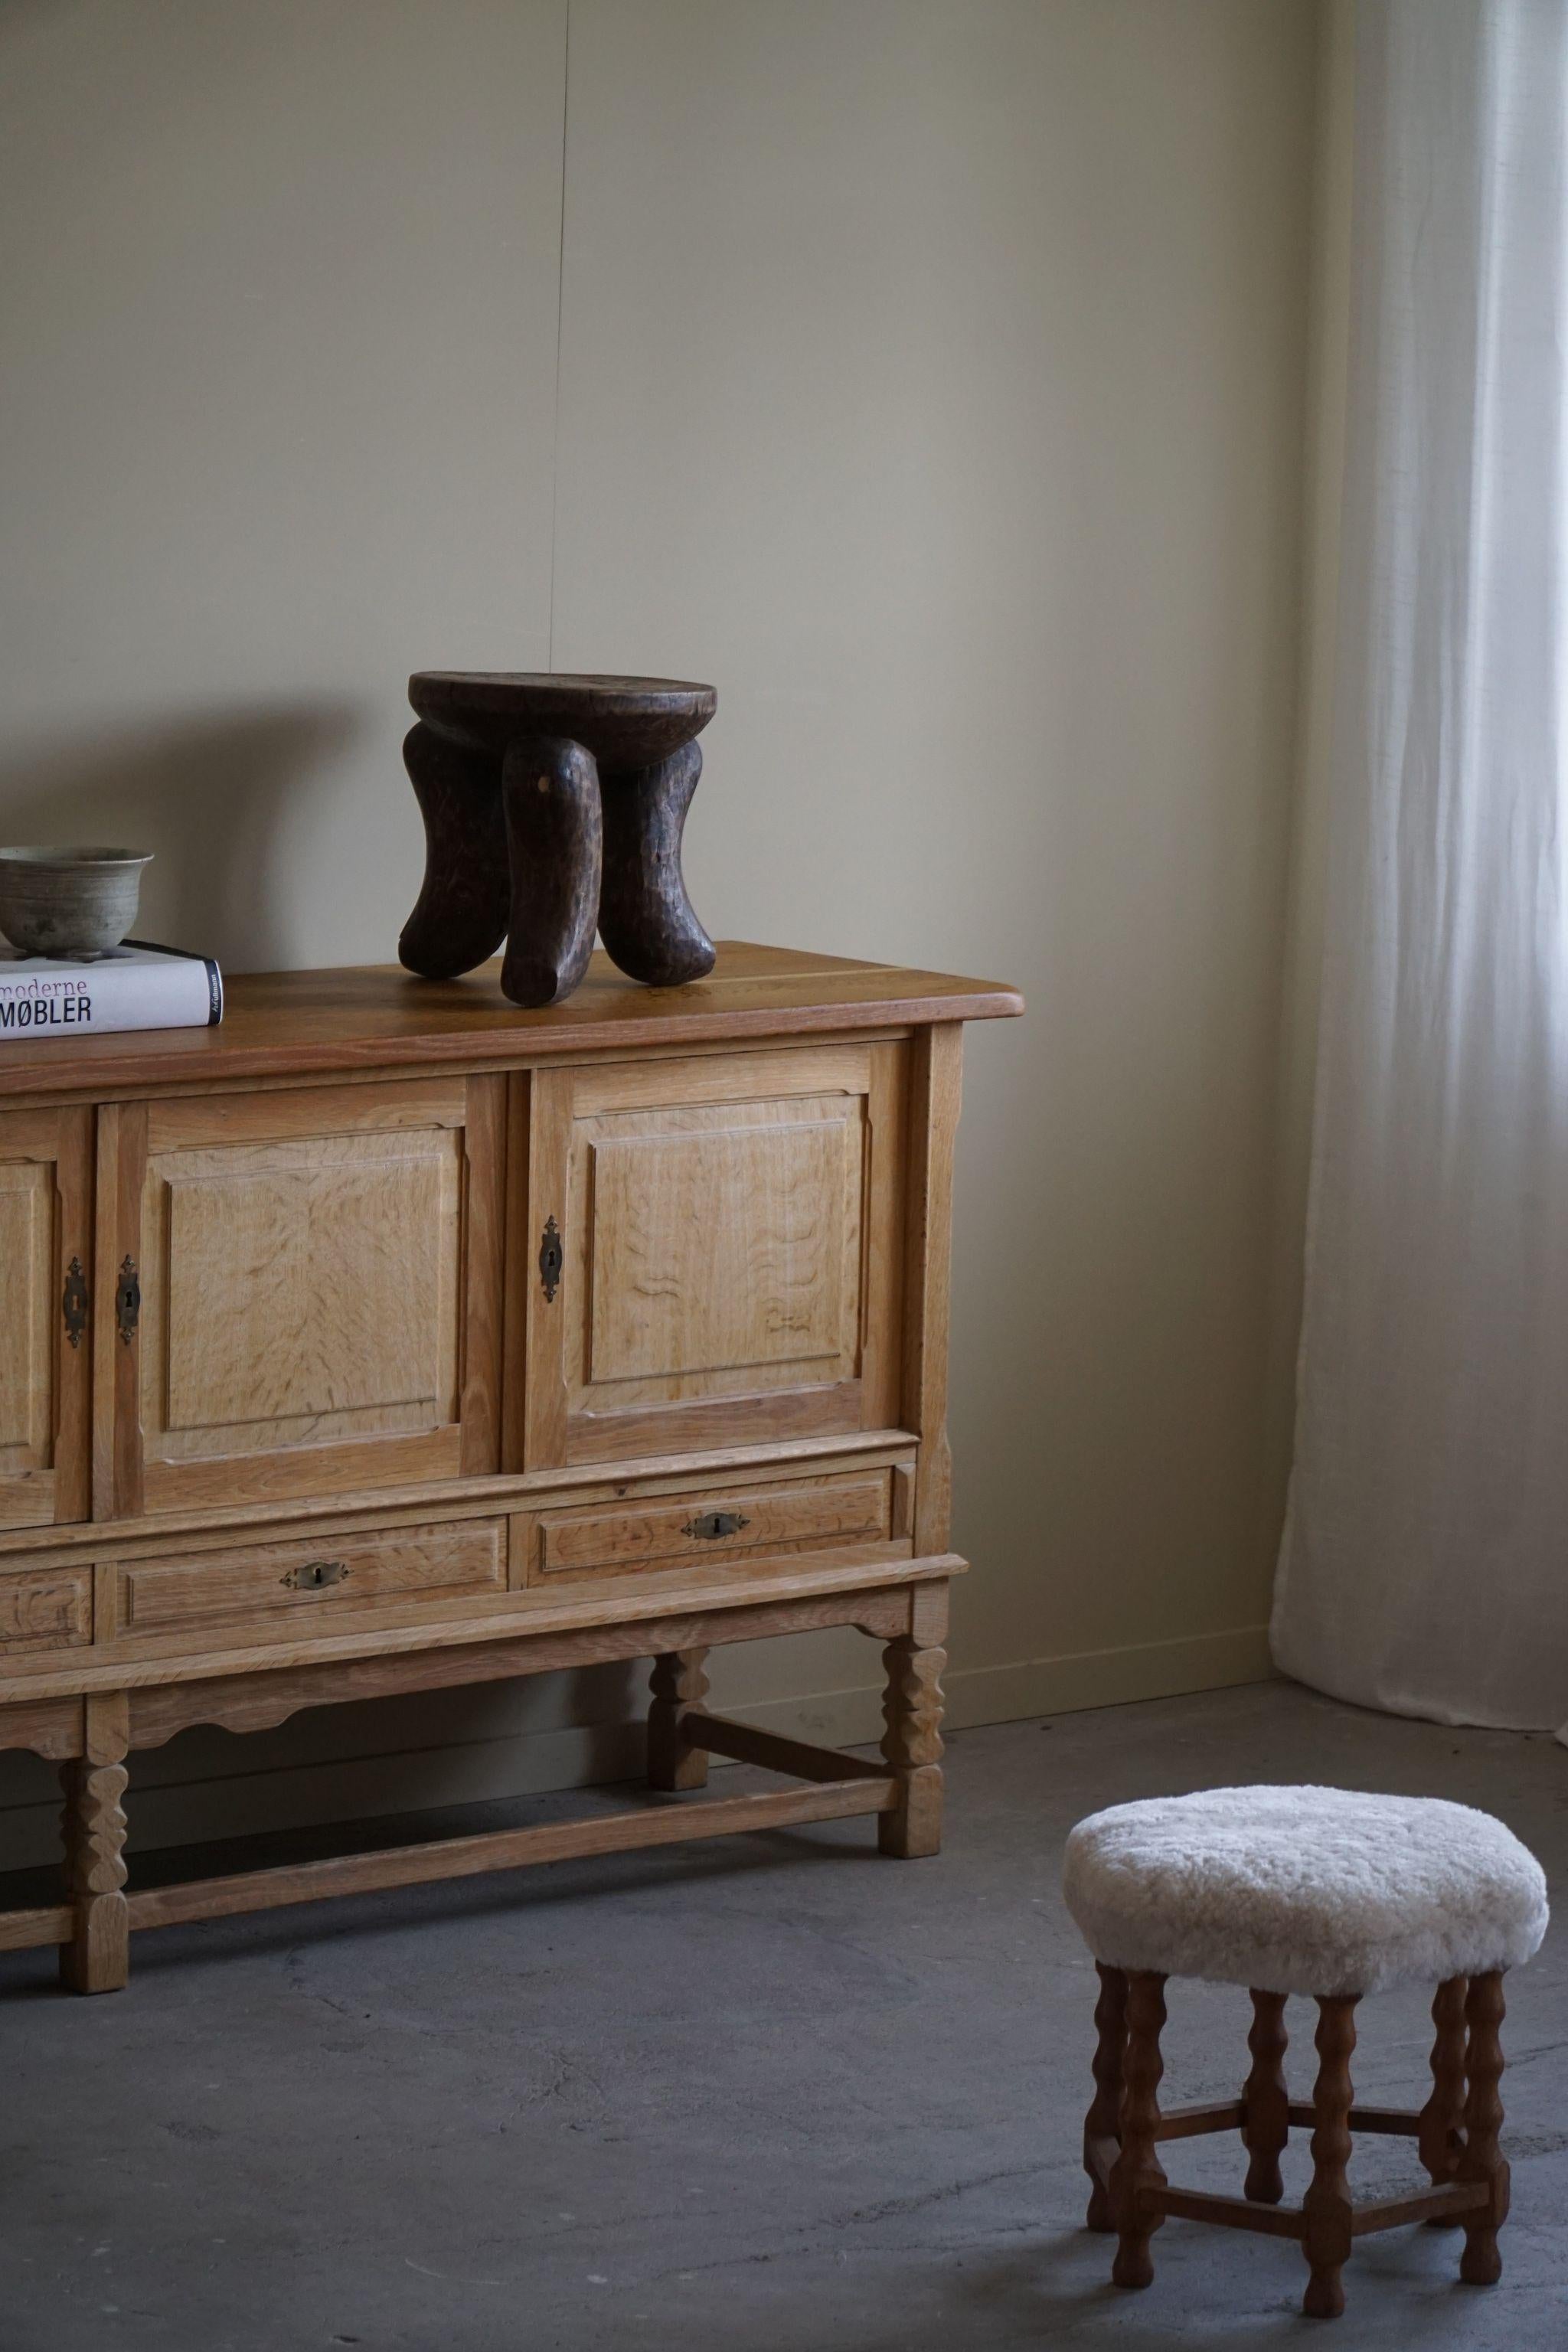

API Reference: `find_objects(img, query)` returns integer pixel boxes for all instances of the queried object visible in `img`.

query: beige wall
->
[0,0,1320,1866]
[1263,0,1354,1570]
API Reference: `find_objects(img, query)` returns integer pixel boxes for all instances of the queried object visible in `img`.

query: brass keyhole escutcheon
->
[281,1559,350,1592]
[682,1511,750,1542]
[114,1256,141,1345]
[538,1214,564,1303]
[61,1257,88,1351]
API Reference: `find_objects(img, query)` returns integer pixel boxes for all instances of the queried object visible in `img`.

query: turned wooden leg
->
[1302,1994,1357,2318]
[597,741,717,988]
[1109,1970,1168,2288]
[1419,1976,1468,2221]
[647,1649,710,1792]
[397,721,511,981]
[499,734,603,1008]
[877,1627,946,1858]
[1243,1988,1290,2203]
[1084,1962,1128,2231]
[59,1694,129,1995]
[1458,1970,1509,2286]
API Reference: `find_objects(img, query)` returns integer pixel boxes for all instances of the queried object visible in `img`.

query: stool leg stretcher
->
[1083,1967,1512,2319]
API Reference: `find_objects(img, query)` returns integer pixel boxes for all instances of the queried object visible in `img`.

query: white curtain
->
[1272,0,1568,1732]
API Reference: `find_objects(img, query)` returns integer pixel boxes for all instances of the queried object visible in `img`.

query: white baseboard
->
[707,1620,1276,1750]
[0,1622,1273,1875]
[946,1622,1276,1726]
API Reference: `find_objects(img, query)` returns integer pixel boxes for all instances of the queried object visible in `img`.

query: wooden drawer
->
[116,1517,507,1638]
[0,1565,91,1654]
[527,1468,899,1586]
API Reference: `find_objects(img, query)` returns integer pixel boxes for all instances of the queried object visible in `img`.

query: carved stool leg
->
[1109,1970,1168,2288]
[1243,1988,1290,2203]
[59,1694,129,1995]
[1419,1976,1468,2222]
[1302,1994,1357,2318]
[499,735,603,1008]
[877,1632,946,1857]
[1458,1970,1509,2286]
[398,722,511,981]
[1084,1962,1128,2230]
[647,1649,710,1792]
[597,742,717,987]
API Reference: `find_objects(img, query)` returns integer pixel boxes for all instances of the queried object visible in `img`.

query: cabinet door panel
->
[0,1106,92,1529]
[0,1161,53,1468]
[155,1129,462,1450]
[115,1077,501,1514]
[581,1098,856,1395]
[518,1044,906,1467]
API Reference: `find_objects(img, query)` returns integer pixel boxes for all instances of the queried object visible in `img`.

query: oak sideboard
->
[0,940,1021,1991]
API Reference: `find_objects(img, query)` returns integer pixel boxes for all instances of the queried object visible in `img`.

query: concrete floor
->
[2,1679,1564,2351]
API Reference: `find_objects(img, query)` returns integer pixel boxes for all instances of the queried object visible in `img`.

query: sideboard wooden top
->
[0,939,1022,1098]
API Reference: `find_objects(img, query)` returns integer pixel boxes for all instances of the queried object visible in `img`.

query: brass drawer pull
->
[62,1257,88,1351]
[681,1511,750,1542]
[281,1559,351,1592]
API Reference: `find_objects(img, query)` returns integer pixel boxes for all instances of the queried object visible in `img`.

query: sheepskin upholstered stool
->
[1063,1786,1548,2319]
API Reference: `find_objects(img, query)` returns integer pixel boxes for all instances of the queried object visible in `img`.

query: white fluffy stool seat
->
[1063,1784,1547,1998]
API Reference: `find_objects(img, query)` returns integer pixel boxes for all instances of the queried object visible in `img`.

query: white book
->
[0,940,223,1039]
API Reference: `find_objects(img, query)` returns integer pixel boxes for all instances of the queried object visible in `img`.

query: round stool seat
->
[408,671,717,768]
[1063,1784,1548,1997]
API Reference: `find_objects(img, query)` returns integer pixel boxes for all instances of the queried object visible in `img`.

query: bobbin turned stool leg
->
[1109,1970,1168,2288]
[1418,1975,1468,2220]
[1458,1971,1509,2285]
[1083,1962,1127,2230]
[1302,1995,1357,2318]
[1242,1989,1290,2203]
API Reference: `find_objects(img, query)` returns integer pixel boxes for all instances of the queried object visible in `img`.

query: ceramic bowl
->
[0,847,154,957]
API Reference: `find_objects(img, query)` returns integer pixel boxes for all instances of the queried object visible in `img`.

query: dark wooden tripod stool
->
[399,671,718,1008]
[1063,1786,1547,2318]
